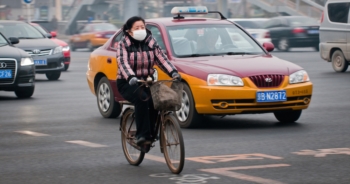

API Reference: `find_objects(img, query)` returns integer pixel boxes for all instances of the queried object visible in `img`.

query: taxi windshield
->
[0,23,45,39]
[167,24,265,58]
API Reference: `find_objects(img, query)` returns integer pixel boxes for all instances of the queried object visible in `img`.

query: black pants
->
[117,79,157,140]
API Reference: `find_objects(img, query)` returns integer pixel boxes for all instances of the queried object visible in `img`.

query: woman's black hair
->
[122,16,145,33]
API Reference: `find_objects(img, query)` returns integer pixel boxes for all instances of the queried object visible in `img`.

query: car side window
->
[265,19,280,28]
[146,25,166,50]
[110,31,124,50]
[328,2,350,24]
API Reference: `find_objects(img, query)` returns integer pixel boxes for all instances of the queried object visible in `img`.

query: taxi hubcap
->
[176,90,190,122]
[98,83,110,112]
[335,55,343,68]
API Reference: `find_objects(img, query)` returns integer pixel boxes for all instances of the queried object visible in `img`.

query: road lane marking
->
[66,140,108,148]
[293,148,350,157]
[187,153,282,164]
[15,130,49,136]
[145,154,166,163]
[200,164,290,184]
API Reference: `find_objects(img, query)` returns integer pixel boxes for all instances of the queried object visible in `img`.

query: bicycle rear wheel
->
[121,108,145,166]
[161,114,185,174]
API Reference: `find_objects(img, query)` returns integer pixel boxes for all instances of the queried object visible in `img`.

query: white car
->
[229,18,271,45]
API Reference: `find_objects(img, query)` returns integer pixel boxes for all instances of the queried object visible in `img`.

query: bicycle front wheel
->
[121,108,145,166]
[161,114,185,174]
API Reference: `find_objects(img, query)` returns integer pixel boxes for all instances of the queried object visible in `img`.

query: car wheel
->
[97,77,122,118]
[64,64,69,71]
[46,71,61,80]
[15,86,35,98]
[314,46,319,52]
[69,42,76,51]
[278,38,290,52]
[274,110,302,123]
[331,50,348,73]
[87,41,94,52]
[175,83,202,128]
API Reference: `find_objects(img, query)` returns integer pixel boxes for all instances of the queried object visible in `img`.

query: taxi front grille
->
[211,95,311,110]
[249,74,284,88]
[0,59,17,84]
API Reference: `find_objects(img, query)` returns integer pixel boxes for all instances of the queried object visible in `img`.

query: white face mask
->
[132,29,147,41]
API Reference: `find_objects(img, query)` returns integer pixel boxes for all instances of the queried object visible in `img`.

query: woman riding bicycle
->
[116,16,181,147]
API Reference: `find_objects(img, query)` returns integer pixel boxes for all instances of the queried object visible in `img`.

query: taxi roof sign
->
[171,6,208,15]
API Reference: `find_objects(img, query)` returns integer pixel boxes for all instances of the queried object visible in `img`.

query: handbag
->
[150,81,183,111]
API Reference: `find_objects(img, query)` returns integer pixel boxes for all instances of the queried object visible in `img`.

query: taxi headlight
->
[21,57,34,66]
[52,46,62,55]
[289,70,310,84]
[207,74,243,86]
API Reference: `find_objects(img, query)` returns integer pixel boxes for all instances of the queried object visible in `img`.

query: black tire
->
[121,108,145,166]
[161,114,185,174]
[331,50,348,73]
[64,64,69,71]
[14,86,35,98]
[175,83,202,128]
[46,71,61,80]
[69,42,76,51]
[96,77,122,118]
[274,110,302,123]
[87,41,94,52]
[314,46,319,52]
[278,38,290,52]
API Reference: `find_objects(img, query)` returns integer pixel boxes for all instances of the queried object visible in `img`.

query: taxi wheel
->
[97,77,122,118]
[175,83,202,128]
[46,71,61,80]
[15,86,35,98]
[274,110,302,123]
[278,38,290,52]
[87,42,94,52]
[331,50,349,72]
[69,42,76,51]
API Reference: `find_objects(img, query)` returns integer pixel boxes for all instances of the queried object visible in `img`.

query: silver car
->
[319,0,350,72]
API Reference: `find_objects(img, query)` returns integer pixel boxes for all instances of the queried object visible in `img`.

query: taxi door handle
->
[107,58,112,63]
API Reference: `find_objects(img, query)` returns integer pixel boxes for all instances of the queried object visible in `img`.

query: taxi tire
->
[97,77,122,118]
[331,50,348,73]
[15,86,35,98]
[274,110,302,123]
[87,41,94,52]
[176,83,202,128]
[69,42,76,51]
[46,71,61,80]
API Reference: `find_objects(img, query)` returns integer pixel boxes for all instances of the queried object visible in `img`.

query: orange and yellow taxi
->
[69,23,117,51]
[87,7,313,128]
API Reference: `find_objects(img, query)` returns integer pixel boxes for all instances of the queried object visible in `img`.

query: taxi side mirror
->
[50,31,57,38]
[8,37,19,45]
[263,42,274,52]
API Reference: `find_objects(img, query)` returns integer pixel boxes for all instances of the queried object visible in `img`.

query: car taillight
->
[264,32,270,38]
[320,11,324,23]
[292,27,305,34]
[95,34,103,38]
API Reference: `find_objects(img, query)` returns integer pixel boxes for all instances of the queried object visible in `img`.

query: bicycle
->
[119,79,185,174]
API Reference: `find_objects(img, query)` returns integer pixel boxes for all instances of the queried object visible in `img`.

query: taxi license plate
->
[257,90,287,102]
[0,70,12,79]
[34,59,47,65]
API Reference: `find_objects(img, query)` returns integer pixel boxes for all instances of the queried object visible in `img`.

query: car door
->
[146,24,171,80]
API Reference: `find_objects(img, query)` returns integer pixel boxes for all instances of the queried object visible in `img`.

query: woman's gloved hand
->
[129,77,138,86]
[172,72,181,81]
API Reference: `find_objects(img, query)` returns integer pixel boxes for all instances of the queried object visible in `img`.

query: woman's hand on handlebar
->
[129,77,138,86]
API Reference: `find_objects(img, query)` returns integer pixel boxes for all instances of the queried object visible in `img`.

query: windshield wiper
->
[178,54,211,58]
[224,52,253,55]
[0,43,8,46]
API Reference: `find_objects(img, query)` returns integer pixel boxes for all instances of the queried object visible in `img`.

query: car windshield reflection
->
[167,24,265,58]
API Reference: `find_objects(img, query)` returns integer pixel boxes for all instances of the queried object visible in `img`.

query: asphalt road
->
[1,49,350,184]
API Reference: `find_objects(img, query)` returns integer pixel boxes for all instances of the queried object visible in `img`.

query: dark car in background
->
[0,21,65,80]
[0,32,35,98]
[264,16,320,51]
[31,22,71,71]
